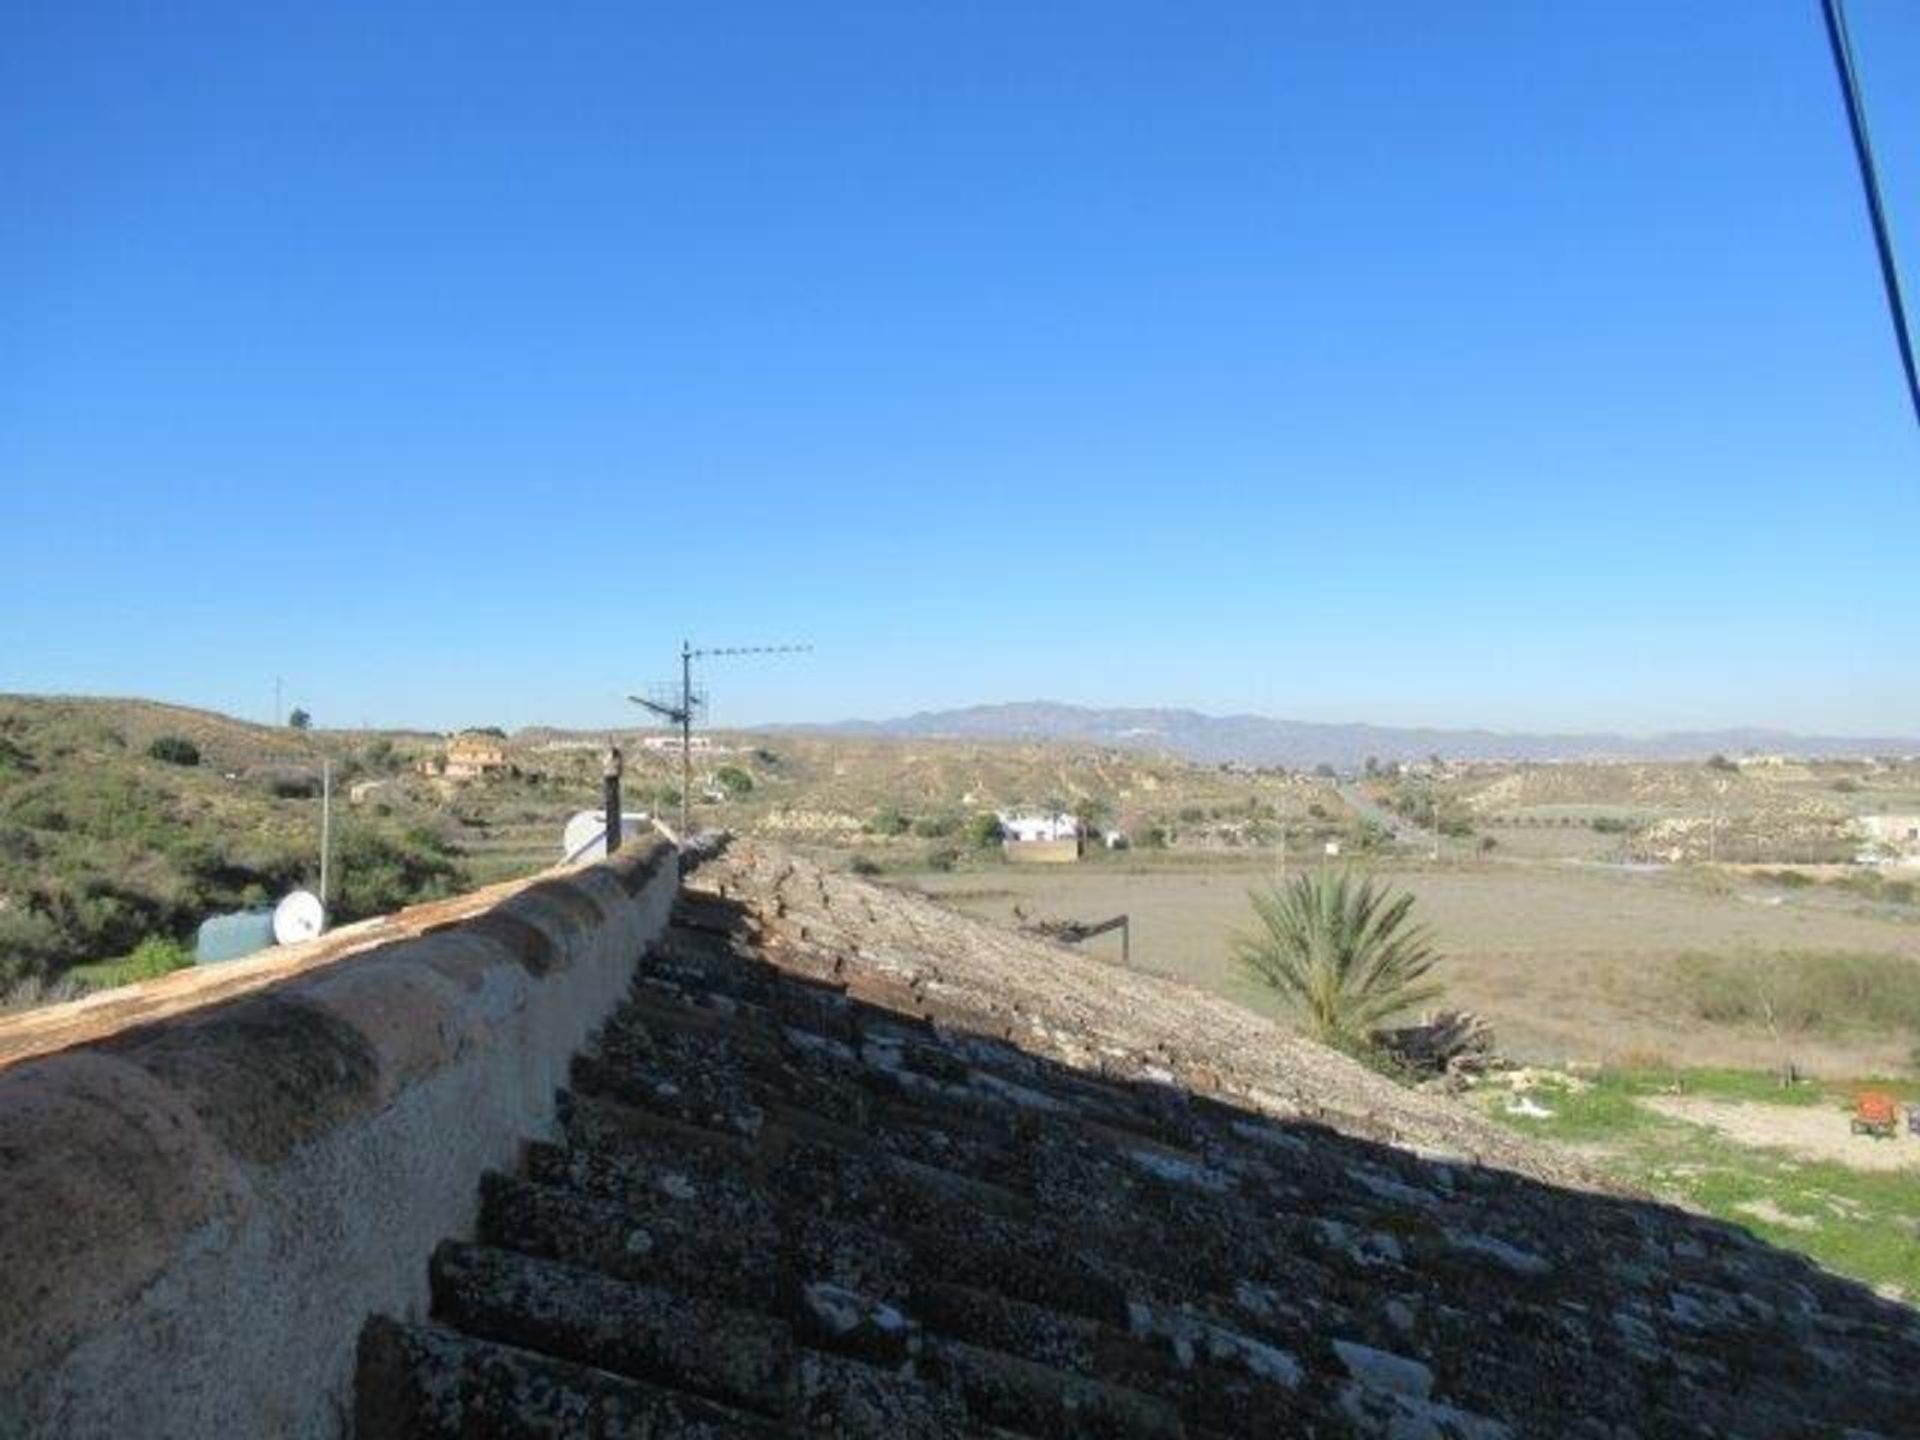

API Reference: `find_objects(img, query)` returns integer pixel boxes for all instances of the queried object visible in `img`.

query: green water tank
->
[194,909,277,964]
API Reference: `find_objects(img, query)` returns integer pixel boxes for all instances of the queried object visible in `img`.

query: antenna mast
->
[629,640,811,837]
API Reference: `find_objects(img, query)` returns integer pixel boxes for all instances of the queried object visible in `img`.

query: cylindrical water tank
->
[194,909,277,965]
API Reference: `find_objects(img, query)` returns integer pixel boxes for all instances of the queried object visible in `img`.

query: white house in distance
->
[1860,815,1920,867]
[640,735,722,754]
[997,810,1083,863]
[998,811,1080,843]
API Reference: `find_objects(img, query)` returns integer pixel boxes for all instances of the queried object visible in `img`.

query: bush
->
[1138,825,1169,850]
[924,845,960,872]
[714,765,754,798]
[146,736,201,767]
[1590,816,1635,835]
[911,813,958,839]
[849,854,882,877]
[968,812,1004,849]
[1671,949,1920,1036]
[1705,754,1738,772]
[288,708,312,730]
[328,825,463,924]
[868,808,911,837]
[124,934,194,980]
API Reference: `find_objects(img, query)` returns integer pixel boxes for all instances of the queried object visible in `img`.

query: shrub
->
[912,813,959,839]
[924,845,960,872]
[968,812,1004,849]
[1671,949,1920,1036]
[146,736,201,767]
[1233,870,1442,1045]
[1705,753,1738,772]
[124,934,194,980]
[849,854,882,877]
[328,825,463,924]
[288,708,312,730]
[868,807,911,837]
[1138,825,1169,850]
[714,765,754,798]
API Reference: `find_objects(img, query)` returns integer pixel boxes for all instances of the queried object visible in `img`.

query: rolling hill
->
[787,701,1920,768]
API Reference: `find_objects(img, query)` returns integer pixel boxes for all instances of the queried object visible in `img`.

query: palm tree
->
[1233,869,1441,1046]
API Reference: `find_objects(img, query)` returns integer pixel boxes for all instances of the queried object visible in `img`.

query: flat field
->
[905,855,1920,1075]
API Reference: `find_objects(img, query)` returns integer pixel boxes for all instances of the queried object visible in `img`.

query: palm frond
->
[1232,868,1442,1044]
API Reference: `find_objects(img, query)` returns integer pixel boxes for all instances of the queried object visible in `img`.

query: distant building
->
[999,810,1082,863]
[1860,815,1920,866]
[641,735,720,754]
[443,733,508,780]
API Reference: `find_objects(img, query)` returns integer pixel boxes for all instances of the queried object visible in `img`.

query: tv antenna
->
[629,639,811,836]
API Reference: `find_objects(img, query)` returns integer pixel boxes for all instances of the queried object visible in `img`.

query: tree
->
[968,812,1004,849]
[288,708,312,730]
[146,736,201,767]
[1233,870,1442,1046]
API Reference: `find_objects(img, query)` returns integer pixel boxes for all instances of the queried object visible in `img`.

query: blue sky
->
[4,3,1915,736]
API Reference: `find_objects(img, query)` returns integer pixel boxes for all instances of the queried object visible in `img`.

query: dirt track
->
[1645,1095,1920,1172]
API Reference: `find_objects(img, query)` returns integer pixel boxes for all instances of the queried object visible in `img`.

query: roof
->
[357,841,1920,1438]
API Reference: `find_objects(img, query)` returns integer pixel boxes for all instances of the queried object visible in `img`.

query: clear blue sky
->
[4,3,1915,736]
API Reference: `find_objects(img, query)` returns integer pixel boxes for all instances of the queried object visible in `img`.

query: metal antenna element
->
[1820,0,1920,429]
[629,640,812,837]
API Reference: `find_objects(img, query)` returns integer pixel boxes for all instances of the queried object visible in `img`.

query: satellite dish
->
[562,809,650,864]
[273,889,326,945]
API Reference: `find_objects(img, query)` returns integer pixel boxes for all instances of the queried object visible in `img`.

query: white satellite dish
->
[562,809,650,865]
[273,889,327,945]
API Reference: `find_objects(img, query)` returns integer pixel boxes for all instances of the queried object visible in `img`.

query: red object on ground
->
[1851,1091,1898,1137]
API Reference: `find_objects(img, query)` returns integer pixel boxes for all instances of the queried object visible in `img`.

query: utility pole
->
[319,758,332,919]
[680,641,694,838]
[274,676,283,729]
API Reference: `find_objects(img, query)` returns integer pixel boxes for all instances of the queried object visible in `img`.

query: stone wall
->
[0,839,677,1439]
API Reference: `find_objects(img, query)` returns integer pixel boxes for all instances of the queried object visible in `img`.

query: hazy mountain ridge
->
[785,702,1920,768]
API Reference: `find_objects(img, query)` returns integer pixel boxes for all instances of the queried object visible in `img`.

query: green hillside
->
[0,696,470,997]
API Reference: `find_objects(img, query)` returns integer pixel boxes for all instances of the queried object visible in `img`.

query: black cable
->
[1819,0,1920,429]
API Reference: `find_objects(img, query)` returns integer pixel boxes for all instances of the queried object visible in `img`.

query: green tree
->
[714,765,754,798]
[967,812,1004,849]
[868,807,911,837]
[1233,870,1442,1045]
[288,708,312,731]
[146,736,201,767]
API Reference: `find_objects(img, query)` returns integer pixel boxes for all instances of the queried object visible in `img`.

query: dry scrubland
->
[7,694,1919,1089]
[907,857,1920,1075]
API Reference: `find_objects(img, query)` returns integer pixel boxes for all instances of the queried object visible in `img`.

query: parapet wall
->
[0,839,677,1440]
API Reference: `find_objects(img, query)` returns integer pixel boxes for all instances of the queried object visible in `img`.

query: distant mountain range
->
[781,702,1920,768]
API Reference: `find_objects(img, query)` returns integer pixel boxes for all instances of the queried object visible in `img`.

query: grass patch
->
[1670,949,1920,1037]
[69,935,195,990]
[1490,1073,1658,1143]
[1487,1065,1920,1300]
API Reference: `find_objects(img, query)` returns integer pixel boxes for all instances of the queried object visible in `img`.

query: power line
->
[1820,0,1920,429]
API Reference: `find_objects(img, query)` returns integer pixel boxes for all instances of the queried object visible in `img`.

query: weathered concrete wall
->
[0,840,677,1440]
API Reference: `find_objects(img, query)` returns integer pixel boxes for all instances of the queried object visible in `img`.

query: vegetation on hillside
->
[0,697,469,996]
